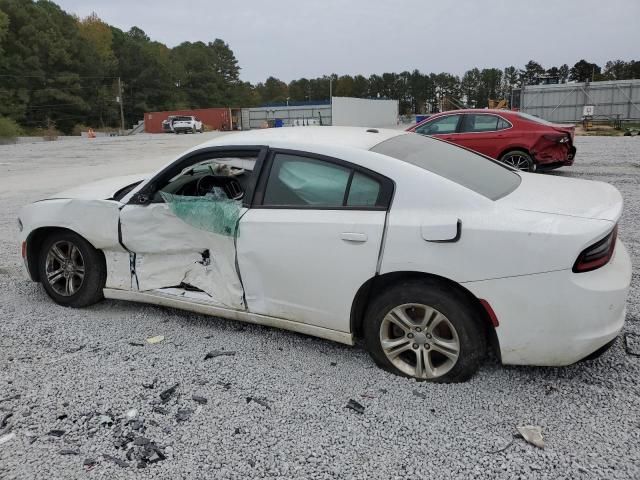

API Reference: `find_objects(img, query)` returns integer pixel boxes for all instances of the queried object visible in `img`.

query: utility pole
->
[117,77,125,134]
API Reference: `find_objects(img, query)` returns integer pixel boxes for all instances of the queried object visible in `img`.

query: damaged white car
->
[18,127,632,382]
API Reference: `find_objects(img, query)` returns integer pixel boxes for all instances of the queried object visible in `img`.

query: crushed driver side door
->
[116,146,265,310]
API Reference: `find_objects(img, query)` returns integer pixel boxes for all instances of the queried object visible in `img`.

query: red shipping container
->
[144,108,232,134]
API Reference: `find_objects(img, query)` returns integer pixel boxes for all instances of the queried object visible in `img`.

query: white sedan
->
[18,127,631,382]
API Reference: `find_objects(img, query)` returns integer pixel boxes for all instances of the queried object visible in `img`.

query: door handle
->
[340,232,368,243]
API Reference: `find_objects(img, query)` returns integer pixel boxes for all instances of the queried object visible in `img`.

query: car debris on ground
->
[204,350,236,360]
[516,425,545,449]
[146,335,165,345]
[345,399,365,414]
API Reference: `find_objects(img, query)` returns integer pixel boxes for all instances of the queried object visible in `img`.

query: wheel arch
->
[497,146,534,162]
[26,226,105,282]
[350,271,500,360]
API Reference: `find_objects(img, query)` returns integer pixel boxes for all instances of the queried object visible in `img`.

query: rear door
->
[237,150,394,332]
[456,113,512,158]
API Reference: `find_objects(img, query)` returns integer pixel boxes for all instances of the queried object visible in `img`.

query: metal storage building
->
[240,97,399,130]
[520,79,640,123]
[241,102,332,130]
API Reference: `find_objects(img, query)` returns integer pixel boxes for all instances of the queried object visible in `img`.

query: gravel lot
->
[0,133,639,479]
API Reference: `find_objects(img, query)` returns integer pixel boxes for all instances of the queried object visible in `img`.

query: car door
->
[414,114,463,144]
[455,114,512,158]
[117,147,265,310]
[236,150,394,333]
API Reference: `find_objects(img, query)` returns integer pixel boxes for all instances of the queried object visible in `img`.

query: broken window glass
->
[160,192,241,236]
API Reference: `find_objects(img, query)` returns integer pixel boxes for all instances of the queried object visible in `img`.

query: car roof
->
[430,109,517,116]
[199,126,406,151]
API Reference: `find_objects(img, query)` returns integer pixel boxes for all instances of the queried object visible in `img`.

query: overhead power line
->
[0,74,121,79]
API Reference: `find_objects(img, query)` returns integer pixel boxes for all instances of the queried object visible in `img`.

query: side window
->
[260,153,390,209]
[263,154,351,207]
[347,171,381,207]
[461,114,499,133]
[415,115,461,135]
[497,117,511,130]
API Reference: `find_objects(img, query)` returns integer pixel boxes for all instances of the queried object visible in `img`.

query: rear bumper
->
[535,144,575,168]
[463,239,631,366]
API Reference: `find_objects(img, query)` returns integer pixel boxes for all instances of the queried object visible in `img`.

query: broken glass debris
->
[160,192,241,236]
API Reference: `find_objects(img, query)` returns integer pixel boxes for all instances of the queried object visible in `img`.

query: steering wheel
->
[196,175,217,196]
[195,175,244,200]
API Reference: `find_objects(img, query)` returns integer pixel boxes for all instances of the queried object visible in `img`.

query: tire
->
[364,279,486,382]
[499,150,536,172]
[38,230,106,308]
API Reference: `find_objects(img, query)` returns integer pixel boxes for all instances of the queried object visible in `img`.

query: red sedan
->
[407,109,576,172]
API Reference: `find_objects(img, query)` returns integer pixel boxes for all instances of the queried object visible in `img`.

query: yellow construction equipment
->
[488,99,508,109]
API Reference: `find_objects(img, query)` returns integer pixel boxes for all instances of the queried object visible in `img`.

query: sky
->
[55,0,640,84]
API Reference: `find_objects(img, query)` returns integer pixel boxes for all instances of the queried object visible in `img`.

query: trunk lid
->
[498,173,622,222]
[551,124,575,142]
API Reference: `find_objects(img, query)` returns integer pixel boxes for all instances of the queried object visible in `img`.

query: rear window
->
[518,112,554,126]
[370,134,521,200]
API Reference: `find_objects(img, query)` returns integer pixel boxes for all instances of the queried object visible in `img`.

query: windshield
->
[371,133,521,200]
[518,112,555,126]
[174,116,193,122]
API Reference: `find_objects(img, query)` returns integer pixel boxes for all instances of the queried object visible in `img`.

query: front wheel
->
[499,150,536,172]
[364,280,486,382]
[38,231,106,307]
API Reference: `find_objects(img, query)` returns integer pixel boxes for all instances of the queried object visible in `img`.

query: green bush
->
[0,116,22,140]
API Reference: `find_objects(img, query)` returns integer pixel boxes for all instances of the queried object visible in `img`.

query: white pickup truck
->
[172,116,203,134]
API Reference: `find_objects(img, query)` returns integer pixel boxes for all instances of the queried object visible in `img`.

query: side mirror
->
[131,183,155,205]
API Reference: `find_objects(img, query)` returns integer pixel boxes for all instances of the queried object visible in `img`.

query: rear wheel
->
[38,231,106,307]
[500,150,535,172]
[364,279,486,382]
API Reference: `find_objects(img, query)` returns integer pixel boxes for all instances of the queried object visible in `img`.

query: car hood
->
[498,173,622,222]
[45,173,150,201]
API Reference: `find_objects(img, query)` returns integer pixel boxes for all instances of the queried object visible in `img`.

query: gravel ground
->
[0,133,639,479]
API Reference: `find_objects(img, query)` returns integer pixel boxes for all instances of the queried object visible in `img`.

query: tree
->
[558,64,569,83]
[352,75,369,98]
[288,78,311,102]
[0,9,8,56]
[569,59,601,82]
[461,68,481,107]
[78,13,118,127]
[501,66,520,99]
[603,59,631,80]
[255,77,288,104]
[334,75,355,97]
[520,60,545,86]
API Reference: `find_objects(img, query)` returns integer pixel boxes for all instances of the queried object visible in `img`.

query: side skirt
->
[103,288,355,346]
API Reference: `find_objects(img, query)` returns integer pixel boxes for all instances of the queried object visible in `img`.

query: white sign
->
[583,105,595,116]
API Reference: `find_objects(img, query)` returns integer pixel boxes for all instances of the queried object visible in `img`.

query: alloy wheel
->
[502,154,531,171]
[45,240,85,296]
[380,303,460,379]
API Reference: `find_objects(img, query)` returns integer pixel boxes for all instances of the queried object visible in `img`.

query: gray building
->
[520,79,640,123]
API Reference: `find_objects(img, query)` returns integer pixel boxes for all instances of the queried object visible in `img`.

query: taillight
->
[543,134,570,143]
[573,225,618,273]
